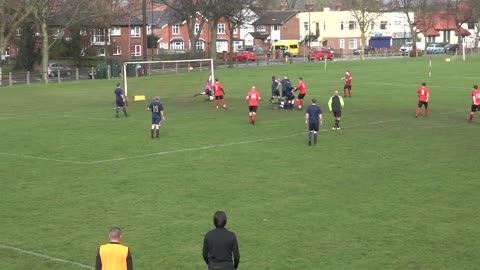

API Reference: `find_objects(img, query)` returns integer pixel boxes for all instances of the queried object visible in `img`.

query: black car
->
[444,44,460,55]
[353,46,376,55]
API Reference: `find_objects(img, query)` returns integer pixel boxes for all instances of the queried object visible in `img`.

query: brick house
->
[250,10,300,52]
[88,17,145,59]
[147,8,241,57]
[415,11,475,46]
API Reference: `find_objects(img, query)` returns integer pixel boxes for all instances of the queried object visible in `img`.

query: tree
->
[347,0,382,60]
[447,0,480,44]
[223,0,259,67]
[15,20,41,71]
[25,0,106,82]
[0,0,34,63]
[159,0,209,54]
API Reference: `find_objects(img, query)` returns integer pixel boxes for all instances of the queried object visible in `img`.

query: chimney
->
[280,2,288,10]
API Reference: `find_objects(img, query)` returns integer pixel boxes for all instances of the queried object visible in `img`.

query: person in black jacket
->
[202,211,240,270]
[328,90,345,130]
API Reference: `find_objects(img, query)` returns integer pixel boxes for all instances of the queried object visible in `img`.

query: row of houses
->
[4,4,479,61]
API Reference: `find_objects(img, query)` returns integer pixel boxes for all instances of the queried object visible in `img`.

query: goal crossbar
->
[122,59,214,97]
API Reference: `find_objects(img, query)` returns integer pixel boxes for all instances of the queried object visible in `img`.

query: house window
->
[340,21,344,30]
[233,40,242,51]
[131,26,141,37]
[339,39,345,49]
[233,27,238,34]
[218,24,225,34]
[348,39,357,49]
[443,30,450,42]
[54,28,64,38]
[4,47,10,58]
[196,41,204,51]
[111,27,121,36]
[371,21,375,29]
[380,21,387,30]
[257,25,265,31]
[131,45,141,56]
[427,36,436,42]
[323,21,326,31]
[171,42,184,50]
[468,23,475,30]
[80,29,87,36]
[304,22,309,32]
[98,48,105,57]
[113,46,122,55]
[273,25,280,31]
[349,21,356,30]
[16,28,21,36]
[147,25,152,35]
[158,42,168,49]
[216,40,228,52]
[91,29,110,44]
[195,23,200,34]
[172,24,180,34]
[394,20,401,26]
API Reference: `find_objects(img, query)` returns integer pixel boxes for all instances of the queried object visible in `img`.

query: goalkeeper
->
[193,74,214,101]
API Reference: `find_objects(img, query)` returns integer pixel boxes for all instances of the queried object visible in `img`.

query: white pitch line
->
[88,132,305,164]
[0,244,94,269]
[0,111,470,165]
[0,152,86,164]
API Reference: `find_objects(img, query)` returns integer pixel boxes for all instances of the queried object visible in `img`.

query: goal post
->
[122,59,214,97]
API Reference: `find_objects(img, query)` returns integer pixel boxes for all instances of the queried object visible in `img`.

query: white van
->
[400,42,425,55]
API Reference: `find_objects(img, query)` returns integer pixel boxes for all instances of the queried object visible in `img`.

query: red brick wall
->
[281,16,300,40]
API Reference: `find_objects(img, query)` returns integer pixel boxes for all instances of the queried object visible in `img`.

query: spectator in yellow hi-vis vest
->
[96,227,133,270]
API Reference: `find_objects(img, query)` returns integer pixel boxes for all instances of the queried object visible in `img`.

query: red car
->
[233,51,257,61]
[309,49,333,61]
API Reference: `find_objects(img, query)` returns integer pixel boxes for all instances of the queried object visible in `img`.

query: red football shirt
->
[247,90,261,106]
[297,81,306,94]
[472,89,480,105]
[417,86,429,102]
[345,73,352,86]
[213,82,223,96]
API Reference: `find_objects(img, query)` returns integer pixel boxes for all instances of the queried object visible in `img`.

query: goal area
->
[122,59,214,97]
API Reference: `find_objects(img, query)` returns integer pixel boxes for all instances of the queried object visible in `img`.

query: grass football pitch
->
[1,56,479,270]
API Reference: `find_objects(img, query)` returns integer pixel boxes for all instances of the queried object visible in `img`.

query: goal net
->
[122,59,214,97]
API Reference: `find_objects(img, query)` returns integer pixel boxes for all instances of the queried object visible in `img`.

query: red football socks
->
[415,108,420,116]
[424,108,429,116]
[470,112,474,120]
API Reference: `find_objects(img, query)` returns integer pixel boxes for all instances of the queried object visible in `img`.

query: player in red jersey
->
[415,82,429,117]
[470,85,480,121]
[246,86,261,125]
[293,77,307,109]
[213,78,227,109]
[341,70,352,98]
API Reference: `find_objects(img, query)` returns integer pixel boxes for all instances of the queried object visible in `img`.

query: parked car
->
[241,45,264,56]
[444,44,460,55]
[426,44,445,54]
[309,48,333,61]
[232,51,256,61]
[400,42,425,55]
[353,46,376,55]
[48,63,71,77]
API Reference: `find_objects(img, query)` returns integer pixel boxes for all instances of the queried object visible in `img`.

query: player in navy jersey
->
[114,82,128,118]
[305,98,323,146]
[269,76,280,103]
[147,96,165,139]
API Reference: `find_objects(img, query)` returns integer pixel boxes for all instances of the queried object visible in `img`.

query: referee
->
[328,90,345,130]
[95,227,133,270]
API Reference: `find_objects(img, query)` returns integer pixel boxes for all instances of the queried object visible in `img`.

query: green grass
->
[1,55,480,270]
